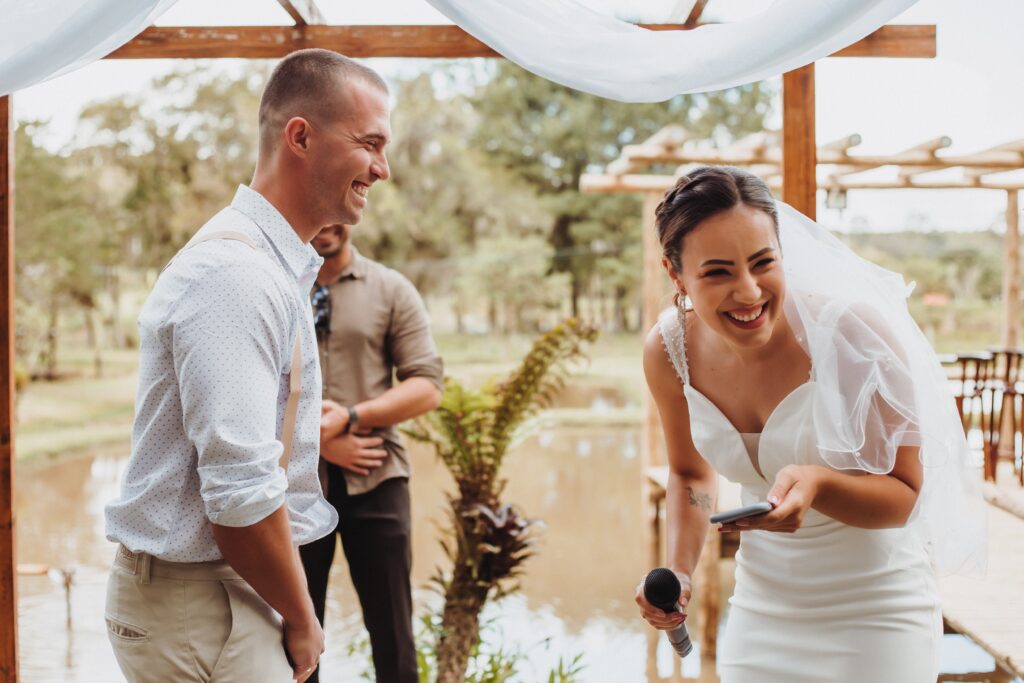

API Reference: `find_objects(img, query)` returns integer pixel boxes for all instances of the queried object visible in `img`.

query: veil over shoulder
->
[777,202,987,577]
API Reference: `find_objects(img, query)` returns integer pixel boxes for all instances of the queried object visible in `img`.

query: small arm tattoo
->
[685,485,712,512]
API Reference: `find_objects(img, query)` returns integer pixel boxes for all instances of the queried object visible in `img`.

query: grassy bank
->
[13,319,1007,464]
[13,333,647,463]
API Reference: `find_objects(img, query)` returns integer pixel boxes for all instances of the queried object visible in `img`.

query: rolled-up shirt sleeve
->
[170,260,294,527]
[389,277,444,391]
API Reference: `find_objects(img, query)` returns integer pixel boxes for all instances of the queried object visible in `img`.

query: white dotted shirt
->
[105,185,338,562]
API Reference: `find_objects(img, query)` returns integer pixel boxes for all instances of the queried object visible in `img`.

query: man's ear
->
[283,117,312,157]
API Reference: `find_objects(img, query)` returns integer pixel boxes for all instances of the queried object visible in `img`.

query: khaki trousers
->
[105,544,294,683]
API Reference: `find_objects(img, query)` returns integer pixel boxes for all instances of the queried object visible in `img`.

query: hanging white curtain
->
[0,0,178,97]
[423,0,919,102]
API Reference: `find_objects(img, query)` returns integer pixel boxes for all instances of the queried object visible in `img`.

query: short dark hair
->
[258,49,388,155]
[655,165,779,273]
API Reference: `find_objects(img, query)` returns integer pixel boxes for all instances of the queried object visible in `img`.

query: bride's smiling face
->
[674,204,785,350]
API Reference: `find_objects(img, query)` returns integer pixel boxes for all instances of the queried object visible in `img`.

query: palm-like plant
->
[406,318,598,683]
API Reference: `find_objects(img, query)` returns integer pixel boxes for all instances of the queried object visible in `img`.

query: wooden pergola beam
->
[275,0,326,26]
[582,172,1024,194]
[685,0,709,27]
[831,24,935,58]
[1003,191,1021,348]
[612,146,1024,172]
[0,94,18,683]
[107,24,935,60]
[820,133,862,153]
[783,64,816,218]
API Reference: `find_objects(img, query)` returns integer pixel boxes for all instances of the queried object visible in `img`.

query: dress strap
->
[657,306,690,387]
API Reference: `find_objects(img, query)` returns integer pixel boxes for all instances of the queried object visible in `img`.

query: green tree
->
[14,121,114,377]
[356,73,550,330]
[470,62,774,321]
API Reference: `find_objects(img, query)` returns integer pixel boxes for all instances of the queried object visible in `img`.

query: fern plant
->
[406,318,598,683]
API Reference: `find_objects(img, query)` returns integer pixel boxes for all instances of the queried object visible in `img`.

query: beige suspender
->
[167,230,304,472]
[279,334,303,472]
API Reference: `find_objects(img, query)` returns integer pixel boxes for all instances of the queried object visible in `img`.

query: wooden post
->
[782,64,817,219]
[641,191,664,680]
[0,94,19,683]
[1002,190,1021,348]
[694,525,721,660]
[996,191,1021,469]
[641,192,664,473]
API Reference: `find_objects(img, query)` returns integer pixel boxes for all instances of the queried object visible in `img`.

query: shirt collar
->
[230,185,323,282]
[336,246,369,281]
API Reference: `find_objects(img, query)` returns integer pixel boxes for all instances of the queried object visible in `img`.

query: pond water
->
[15,422,1017,682]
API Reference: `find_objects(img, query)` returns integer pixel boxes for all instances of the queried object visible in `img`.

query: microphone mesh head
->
[644,567,681,611]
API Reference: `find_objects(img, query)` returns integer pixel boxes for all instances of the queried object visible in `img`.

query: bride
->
[633,166,985,682]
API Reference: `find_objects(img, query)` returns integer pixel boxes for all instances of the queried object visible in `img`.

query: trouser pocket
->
[208,579,293,682]
[106,615,150,642]
[105,566,169,682]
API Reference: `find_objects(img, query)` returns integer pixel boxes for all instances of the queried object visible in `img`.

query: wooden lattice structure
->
[581,128,1024,347]
[0,2,936,678]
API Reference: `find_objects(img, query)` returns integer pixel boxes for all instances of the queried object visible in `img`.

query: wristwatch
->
[341,405,359,435]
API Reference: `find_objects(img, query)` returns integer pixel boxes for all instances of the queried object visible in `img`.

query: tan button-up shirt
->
[317,247,444,495]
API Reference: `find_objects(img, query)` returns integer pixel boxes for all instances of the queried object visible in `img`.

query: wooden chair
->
[952,353,994,471]
[985,348,1023,484]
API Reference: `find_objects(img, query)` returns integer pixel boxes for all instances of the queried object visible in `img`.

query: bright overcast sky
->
[13,0,1024,233]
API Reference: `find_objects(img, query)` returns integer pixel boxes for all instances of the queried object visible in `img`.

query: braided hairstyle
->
[655,166,778,274]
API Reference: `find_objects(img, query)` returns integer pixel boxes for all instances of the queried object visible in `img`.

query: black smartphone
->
[709,501,773,525]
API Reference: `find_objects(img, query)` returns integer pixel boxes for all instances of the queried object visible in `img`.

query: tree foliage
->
[470,62,774,317]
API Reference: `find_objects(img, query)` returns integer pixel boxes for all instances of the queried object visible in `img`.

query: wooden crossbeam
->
[826,135,949,181]
[275,0,325,26]
[107,24,935,60]
[610,145,1024,173]
[831,24,935,58]
[581,172,1024,194]
[685,0,709,27]
[820,133,861,153]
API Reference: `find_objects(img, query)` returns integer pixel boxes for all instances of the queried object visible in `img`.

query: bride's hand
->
[634,571,691,631]
[719,465,821,533]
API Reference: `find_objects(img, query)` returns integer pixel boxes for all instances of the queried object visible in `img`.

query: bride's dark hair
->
[655,166,778,273]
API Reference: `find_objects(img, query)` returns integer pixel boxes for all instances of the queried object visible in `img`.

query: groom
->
[103,49,391,683]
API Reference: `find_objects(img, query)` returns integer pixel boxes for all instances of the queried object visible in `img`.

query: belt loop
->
[139,552,152,585]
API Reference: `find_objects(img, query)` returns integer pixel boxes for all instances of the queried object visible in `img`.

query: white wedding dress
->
[658,309,942,683]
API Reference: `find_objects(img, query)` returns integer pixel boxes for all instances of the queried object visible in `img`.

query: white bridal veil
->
[778,203,987,577]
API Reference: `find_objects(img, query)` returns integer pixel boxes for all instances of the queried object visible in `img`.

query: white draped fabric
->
[0,0,178,97]
[424,0,919,102]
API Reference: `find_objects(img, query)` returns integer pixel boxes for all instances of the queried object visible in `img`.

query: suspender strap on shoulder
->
[167,230,304,473]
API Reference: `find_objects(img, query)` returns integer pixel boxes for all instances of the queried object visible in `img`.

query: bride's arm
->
[725,444,922,533]
[635,326,718,629]
[780,446,921,530]
[725,305,924,533]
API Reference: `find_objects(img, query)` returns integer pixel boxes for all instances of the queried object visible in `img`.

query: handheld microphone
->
[643,567,693,658]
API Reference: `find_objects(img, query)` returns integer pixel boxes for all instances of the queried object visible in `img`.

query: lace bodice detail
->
[657,306,690,386]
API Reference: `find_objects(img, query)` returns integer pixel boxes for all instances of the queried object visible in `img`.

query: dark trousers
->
[300,470,416,683]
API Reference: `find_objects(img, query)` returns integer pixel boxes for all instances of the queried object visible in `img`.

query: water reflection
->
[550,384,636,412]
[15,427,1018,682]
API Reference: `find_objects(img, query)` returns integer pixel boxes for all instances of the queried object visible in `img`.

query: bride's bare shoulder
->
[643,321,688,399]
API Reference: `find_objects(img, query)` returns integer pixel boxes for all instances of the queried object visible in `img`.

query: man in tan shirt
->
[302,223,443,683]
